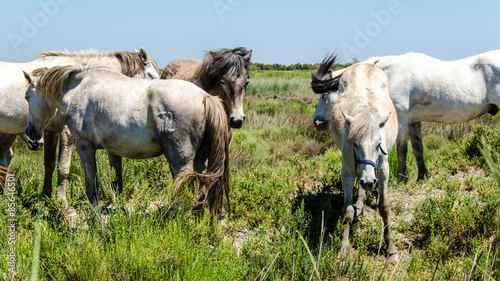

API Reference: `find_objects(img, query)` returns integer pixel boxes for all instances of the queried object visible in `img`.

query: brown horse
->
[161,47,252,129]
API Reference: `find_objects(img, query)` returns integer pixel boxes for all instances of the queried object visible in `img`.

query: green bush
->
[462,124,500,167]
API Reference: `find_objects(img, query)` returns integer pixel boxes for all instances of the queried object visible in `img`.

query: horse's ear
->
[342,112,354,125]
[23,71,32,84]
[139,47,148,62]
[379,112,391,128]
[243,50,252,61]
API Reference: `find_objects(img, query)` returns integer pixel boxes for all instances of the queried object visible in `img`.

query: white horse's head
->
[343,111,391,190]
[23,68,55,141]
[134,47,160,79]
[23,66,81,141]
[115,47,159,80]
[313,91,338,131]
[311,54,341,131]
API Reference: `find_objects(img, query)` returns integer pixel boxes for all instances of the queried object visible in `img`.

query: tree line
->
[250,61,353,71]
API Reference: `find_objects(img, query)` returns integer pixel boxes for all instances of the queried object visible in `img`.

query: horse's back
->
[161,58,201,81]
[375,51,500,123]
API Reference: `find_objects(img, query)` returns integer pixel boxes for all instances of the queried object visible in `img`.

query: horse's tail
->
[173,95,230,217]
[311,53,341,94]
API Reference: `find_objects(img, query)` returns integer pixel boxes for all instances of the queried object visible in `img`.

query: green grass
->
[1,70,500,280]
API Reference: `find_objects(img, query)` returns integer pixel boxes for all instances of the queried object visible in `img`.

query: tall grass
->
[0,70,499,280]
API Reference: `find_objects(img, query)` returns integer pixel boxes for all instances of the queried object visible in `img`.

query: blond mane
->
[36,49,159,77]
[30,65,82,103]
[30,65,118,103]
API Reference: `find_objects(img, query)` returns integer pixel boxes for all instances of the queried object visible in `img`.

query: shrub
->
[462,124,500,167]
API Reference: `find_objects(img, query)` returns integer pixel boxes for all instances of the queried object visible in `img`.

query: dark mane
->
[311,53,341,94]
[196,47,251,91]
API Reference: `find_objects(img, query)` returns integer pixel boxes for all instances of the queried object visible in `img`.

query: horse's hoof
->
[396,173,409,183]
[387,252,399,263]
[416,172,430,182]
[353,207,363,221]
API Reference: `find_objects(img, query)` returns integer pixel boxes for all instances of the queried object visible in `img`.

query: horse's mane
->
[30,65,115,103]
[197,47,251,91]
[345,105,381,142]
[114,50,159,77]
[30,65,82,103]
[311,53,341,94]
[36,49,159,77]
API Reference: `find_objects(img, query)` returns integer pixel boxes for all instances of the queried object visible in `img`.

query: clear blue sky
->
[1,0,499,67]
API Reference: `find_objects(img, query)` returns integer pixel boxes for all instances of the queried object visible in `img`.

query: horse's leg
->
[107,152,123,194]
[0,134,16,168]
[192,146,208,215]
[396,126,409,183]
[75,139,99,205]
[163,141,197,208]
[378,157,398,261]
[409,122,429,181]
[354,184,366,220]
[42,131,59,198]
[0,134,16,193]
[340,165,356,257]
[56,126,74,206]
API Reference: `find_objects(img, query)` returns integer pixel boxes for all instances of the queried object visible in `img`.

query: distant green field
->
[1,70,499,280]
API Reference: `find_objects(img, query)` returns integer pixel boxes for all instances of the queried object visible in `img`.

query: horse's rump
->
[173,95,230,216]
[161,58,201,81]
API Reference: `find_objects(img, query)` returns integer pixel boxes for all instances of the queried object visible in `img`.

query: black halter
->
[352,143,386,177]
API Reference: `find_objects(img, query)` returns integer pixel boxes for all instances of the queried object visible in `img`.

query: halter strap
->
[353,143,378,177]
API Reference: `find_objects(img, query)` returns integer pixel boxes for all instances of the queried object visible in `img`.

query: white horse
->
[23,65,230,216]
[313,50,500,182]
[0,48,158,204]
[312,55,399,260]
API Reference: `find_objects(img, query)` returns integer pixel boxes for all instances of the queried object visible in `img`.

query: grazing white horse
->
[0,48,158,204]
[312,56,399,260]
[314,50,500,182]
[23,65,230,216]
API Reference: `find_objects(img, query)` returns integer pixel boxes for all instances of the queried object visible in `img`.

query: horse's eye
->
[220,79,226,86]
[244,81,249,88]
[353,142,358,149]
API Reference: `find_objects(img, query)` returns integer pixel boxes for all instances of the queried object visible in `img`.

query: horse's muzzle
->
[360,179,377,190]
[25,126,42,141]
[230,116,245,129]
[313,118,328,131]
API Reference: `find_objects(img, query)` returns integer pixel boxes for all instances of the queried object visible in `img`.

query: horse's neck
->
[54,75,84,115]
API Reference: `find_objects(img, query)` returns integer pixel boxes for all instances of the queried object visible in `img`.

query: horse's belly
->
[410,103,491,124]
[98,134,162,159]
